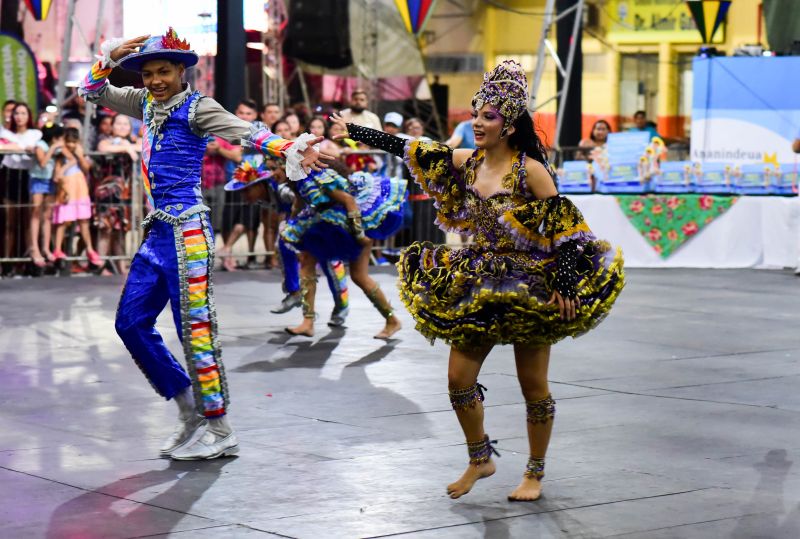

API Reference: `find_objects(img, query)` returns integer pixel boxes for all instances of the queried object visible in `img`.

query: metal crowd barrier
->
[0,145,475,277]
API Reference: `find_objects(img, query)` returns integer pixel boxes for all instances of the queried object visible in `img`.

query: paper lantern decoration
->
[686,0,732,43]
[24,0,53,21]
[394,0,438,36]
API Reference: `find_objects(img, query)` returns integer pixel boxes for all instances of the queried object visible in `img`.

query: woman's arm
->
[525,159,559,199]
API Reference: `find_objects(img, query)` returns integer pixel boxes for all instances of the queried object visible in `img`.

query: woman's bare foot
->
[286,318,314,337]
[374,316,401,340]
[507,476,542,501]
[446,460,495,499]
[218,248,236,271]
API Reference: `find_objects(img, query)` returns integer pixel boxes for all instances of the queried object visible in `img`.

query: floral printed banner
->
[616,194,738,258]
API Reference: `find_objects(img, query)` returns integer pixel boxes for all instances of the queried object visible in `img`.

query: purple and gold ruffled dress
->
[343,121,624,348]
[398,140,624,347]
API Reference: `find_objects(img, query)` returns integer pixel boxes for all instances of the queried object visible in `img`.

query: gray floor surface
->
[1,267,799,538]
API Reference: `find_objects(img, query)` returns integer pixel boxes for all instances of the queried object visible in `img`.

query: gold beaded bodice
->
[462,150,530,251]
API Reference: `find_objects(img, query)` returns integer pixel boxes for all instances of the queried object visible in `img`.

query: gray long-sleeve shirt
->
[85,83,258,144]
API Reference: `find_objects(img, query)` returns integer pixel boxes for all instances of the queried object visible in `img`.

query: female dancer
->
[278,159,407,339]
[224,160,351,327]
[79,29,327,460]
[331,60,624,501]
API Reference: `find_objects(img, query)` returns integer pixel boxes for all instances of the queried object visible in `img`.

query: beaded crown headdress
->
[471,60,530,131]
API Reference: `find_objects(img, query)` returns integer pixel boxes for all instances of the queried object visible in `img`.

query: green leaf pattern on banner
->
[616,194,738,258]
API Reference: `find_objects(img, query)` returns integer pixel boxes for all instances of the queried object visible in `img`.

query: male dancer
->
[80,29,327,459]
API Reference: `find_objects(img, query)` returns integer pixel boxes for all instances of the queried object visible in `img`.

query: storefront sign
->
[606,0,725,44]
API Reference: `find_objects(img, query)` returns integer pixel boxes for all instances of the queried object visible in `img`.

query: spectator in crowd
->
[202,135,237,234]
[381,112,405,178]
[284,112,302,138]
[307,115,339,157]
[218,99,262,271]
[51,128,101,267]
[578,119,611,161]
[29,123,64,267]
[93,174,131,276]
[339,89,382,131]
[261,102,282,127]
[445,118,476,149]
[629,110,660,140]
[272,118,294,141]
[94,114,114,150]
[2,99,16,130]
[0,102,42,275]
[404,117,431,141]
[97,114,140,161]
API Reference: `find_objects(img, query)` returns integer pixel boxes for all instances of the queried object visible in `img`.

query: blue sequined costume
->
[280,170,407,262]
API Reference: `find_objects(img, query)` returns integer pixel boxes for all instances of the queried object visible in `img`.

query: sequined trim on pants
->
[174,213,228,417]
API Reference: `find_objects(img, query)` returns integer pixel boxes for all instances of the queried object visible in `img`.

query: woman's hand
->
[547,290,580,321]
[329,113,349,141]
[110,35,150,62]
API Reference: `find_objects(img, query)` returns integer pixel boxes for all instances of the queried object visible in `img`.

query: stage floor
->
[2,268,800,538]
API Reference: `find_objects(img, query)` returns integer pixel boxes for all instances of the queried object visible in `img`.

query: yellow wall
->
[423,0,764,140]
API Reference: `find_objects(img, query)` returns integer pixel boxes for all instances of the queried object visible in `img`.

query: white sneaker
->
[159,416,207,457]
[170,431,239,460]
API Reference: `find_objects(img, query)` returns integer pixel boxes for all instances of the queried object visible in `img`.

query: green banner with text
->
[0,33,38,120]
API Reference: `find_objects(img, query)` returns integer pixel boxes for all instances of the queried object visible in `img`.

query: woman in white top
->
[0,102,42,270]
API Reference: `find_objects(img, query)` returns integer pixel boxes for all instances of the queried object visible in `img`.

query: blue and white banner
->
[691,57,800,166]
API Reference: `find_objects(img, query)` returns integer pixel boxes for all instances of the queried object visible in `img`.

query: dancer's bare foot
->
[218,248,236,272]
[286,318,314,337]
[507,476,542,501]
[446,460,495,499]
[374,316,401,340]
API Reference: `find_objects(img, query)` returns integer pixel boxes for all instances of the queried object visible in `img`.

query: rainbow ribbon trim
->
[181,217,226,417]
[80,60,112,98]
[251,128,294,158]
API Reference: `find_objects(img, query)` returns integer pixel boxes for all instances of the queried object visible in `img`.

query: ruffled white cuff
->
[97,37,126,69]
[284,132,320,182]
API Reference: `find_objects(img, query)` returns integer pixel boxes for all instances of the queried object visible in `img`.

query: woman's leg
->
[286,252,318,336]
[446,344,495,499]
[508,344,554,502]
[349,241,401,339]
[42,195,54,260]
[53,222,66,257]
[29,193,44,263]
[3,199,16,260]
[78,219,101,266]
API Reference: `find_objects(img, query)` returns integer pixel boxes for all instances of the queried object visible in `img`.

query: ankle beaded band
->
[526,394,556,424]
[449,382,486,411]
[524,456,545,479]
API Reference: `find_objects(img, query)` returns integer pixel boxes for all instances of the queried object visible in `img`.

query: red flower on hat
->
[233,162,261,184]
[162,27,191,51]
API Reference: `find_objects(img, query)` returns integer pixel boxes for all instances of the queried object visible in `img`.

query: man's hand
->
[299,136,328,173]
[110,35,150,62]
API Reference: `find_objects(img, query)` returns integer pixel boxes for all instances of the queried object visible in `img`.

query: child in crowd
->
[51,127,101,267]
[29,123,65,266]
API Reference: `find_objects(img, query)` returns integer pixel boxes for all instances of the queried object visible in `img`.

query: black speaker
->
[284,1,353,69]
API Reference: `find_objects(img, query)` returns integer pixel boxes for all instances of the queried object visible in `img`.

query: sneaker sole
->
[171,444,239,461]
